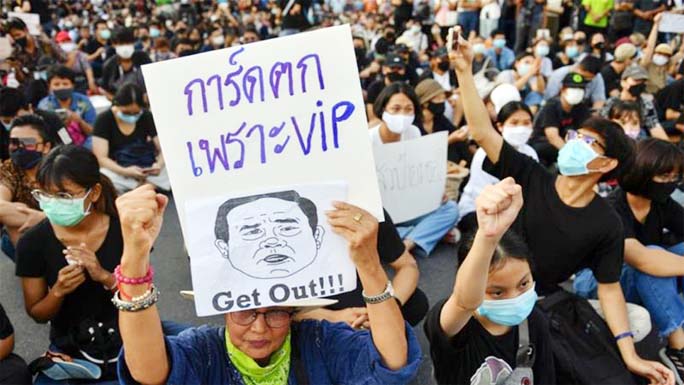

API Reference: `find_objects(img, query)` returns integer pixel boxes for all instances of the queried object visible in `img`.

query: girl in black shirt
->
[425,178,555,385]
[15,145,122,382]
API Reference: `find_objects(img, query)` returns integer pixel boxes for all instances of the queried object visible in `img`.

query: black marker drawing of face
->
[214,191,324,279]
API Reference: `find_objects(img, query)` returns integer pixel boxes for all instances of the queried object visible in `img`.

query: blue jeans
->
[523,91,543,107]
[457,11,480,37]
[575,242,684,338]
[1,231,15,262]
[396,201,459,258]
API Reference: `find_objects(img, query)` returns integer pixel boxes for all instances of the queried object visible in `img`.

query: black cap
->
[562,72,587,89]
[393,43,410,53]
[385,53,405,69]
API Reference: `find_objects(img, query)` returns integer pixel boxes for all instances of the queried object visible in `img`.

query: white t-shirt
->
[458,145,538,218]
[368,124,422,146]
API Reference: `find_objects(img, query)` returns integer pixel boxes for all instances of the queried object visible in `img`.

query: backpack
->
[537,290,637,385]
[499,319,535,385]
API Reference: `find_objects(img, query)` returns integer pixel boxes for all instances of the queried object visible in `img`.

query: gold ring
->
[353,213,363,222]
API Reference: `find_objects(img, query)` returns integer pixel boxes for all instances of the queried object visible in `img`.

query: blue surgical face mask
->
[493,38,506,49]
[116,110,142,124]
[557,138,602,176]
[477,283,538,326]
[565,46,579,59]
[1,119,13,131]
[39,190,92,227]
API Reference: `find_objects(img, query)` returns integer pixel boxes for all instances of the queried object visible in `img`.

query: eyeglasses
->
[565,129,606,151]
[229,309,294,328]
[9,137,43,151]
[31,188,90,202]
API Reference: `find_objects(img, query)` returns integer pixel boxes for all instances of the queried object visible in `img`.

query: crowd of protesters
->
[1,0,684,384]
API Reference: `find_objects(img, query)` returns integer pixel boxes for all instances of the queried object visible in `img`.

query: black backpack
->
[537,290,638,385]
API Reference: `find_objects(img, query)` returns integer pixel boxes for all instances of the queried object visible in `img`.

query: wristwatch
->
[362,281,395,305]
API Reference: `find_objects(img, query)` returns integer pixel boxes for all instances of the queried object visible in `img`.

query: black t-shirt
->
[655,79,684,120]
[366,79,387,105]
[600,64,620,97]
[432,114,472,165]
[608,187,684,245]
[483,142,624,293]
[15,217,122,345]
[532,97,591,143]
[100,52,151,93]
[0,303,13,340]
[93,109,157,159]
[327,209,405,309]
[424,298,556,385]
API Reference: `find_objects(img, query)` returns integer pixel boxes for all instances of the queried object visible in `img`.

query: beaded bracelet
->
[114,265,154,285]
[111,284,160,312]
[117,281,151,301]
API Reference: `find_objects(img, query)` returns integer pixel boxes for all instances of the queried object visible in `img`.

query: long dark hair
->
[37,145,118,217]
[373,82,423,127]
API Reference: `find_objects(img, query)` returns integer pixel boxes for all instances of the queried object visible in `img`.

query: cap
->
[562,72,587,88]
[55,31,71,43]
[621,65,649,80]
[393,43,410,53]
[655,43,673,56]
[614,43,636,63]
[178,291,338,310]
[385,53,405,69]
[490,83,522,114]
[415,79,446,104]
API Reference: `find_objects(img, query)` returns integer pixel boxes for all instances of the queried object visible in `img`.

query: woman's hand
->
[116,184,168,261]
[475,177,523,239]
[65,243,110,284]
[624,355,674,385]
[448,26,473,73]
[326,202,380,272]
[52,264,86,298]
[123,165,146,180]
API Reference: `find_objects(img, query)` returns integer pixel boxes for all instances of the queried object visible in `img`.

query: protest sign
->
[8,12,41,35]
[141,25,379,315]
[186,182,356,316]
[373,132,448,223]
[659,13,684,33]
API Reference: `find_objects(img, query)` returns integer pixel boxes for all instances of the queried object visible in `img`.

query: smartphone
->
[55,108,68,120]
[447,26,461,52]
[536,28,551,40]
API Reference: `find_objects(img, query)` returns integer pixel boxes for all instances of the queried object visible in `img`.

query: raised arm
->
[116,185,170,385]
[327,203,407,370]
[641,12,662,66]
[449,27,504,163]
[440,177,523,336]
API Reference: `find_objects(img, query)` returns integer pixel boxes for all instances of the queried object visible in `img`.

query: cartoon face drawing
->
[214,191,324,279]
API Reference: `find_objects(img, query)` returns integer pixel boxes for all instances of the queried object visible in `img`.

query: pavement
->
[0,196,459,385]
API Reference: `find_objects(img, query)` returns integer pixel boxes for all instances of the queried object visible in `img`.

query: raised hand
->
[326,202,380,271]
[475,177,523,238]
[447,26,473,73]
[116,184,168,261]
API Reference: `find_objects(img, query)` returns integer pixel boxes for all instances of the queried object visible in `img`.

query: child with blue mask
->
[425,177,556,385]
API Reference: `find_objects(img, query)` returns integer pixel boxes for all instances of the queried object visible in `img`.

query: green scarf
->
[225,328,291,385]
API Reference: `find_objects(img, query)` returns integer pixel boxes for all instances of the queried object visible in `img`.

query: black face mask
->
[10,148,43,170]
[427,101,445,116]
[354,47,366,59]
[179,49,195,57]
[576,38,586,45]
[14,36,28,49]
[628,83,646,98]
[643,181,678,203]
[53,88,74,101]
[437,60,450,72]
[386,72,406,82]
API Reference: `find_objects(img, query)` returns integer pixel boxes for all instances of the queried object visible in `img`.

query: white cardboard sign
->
[185,182,356,316]
[8,12,41,35]
[659,13,684,33]
[373,132,448,223]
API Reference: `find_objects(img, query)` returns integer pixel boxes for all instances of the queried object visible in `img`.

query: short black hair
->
[112,27,135,44]
[492,29,505,37]
[94,19,108,29]
[47,65,76,84]
[515,51,533,62]
[10,114,54,145]
[619,138,684,195]
[581,116,636,182]
[578,55,603,75]
[457,229,534,273]
[113,83,145,108]
[0,88,28,117]
[497,101,533,124]
[6,17,27,32]
[608,100,641,122]
[214,190,318,242]
[37,145,118,218]
[372,82,422,127]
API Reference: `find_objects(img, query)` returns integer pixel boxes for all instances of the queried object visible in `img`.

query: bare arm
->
[388,250,419,305]
[0,334,13,360]
[21,277,65,323]
[666,108,681,121]
[624,239,684,276]
[641,13,662,66]
[648,125,669,140]
[153,137,165,168]
[92,137,129,175]
[544,127,566,149]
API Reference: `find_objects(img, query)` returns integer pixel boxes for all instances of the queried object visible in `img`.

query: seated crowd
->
[1,0,684,384]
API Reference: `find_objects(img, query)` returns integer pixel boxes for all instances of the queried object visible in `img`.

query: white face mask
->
[473,43,486,55]
[60,42,77,53]
[211,36,225,46]
[410,25,421,33]
[563,88,585,106]
[653,54,669,66]
[502,125,533,147]
[382,111,414,134]
[116,44,135,59]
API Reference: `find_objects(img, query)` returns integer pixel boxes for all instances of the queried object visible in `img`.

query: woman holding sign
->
[113,185,421,385]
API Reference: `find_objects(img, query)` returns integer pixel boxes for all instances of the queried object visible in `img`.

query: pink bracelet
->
[114,265,154,285]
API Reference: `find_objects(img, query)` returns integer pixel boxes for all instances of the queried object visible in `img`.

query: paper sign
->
[8,12,41,35]
[373,132,448,223]
[0,38,12,60]
[185,182,356,316]
[659,13,684,33]
[141,25,383,238]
